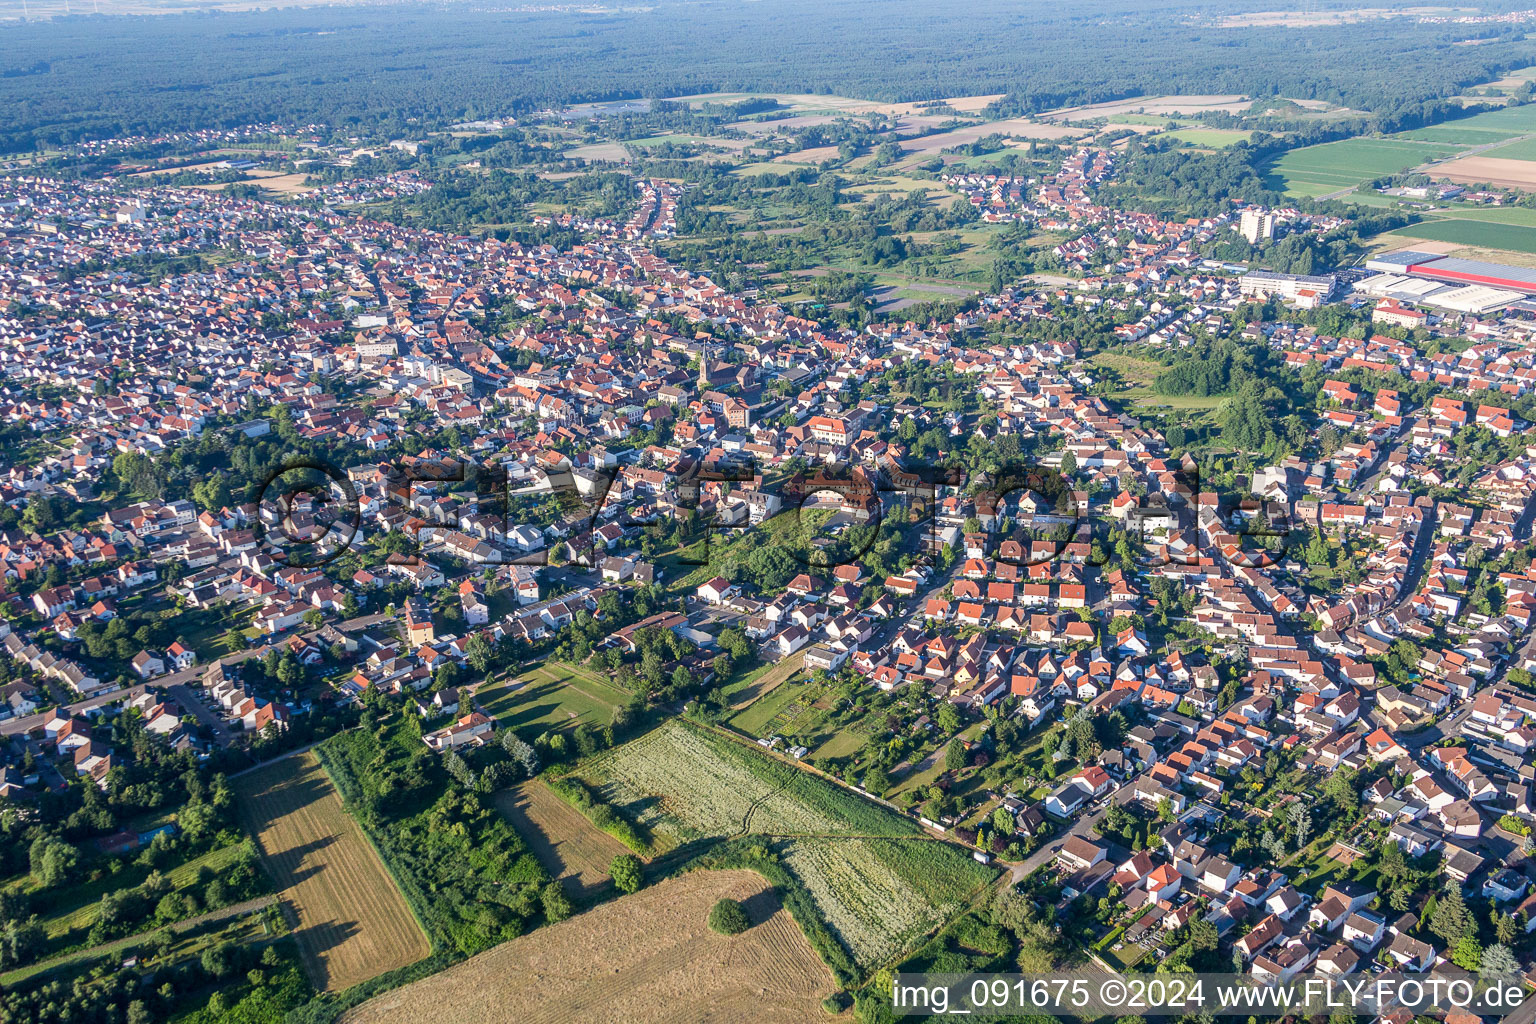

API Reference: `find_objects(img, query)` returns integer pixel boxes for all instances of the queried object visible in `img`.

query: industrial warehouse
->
[1359,249,1536,314]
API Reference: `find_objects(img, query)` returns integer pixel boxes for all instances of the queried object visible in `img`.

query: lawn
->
[809,730,866,760]
[1385,218,1536,255]
[477,660,630,736]
[1260,138,1467,197]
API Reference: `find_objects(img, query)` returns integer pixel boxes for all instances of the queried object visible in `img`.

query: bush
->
[707,897,750,936]
[1498,813,1531,837]
[545,777,650,855]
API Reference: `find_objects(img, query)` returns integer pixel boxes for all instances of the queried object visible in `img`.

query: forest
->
[1,0,1533,152]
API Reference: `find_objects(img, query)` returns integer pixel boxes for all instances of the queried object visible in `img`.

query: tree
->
[945,740,966,772]
[1482,942,1518,978]
[27,837,76,888]
[864,766,891,795]
[541,882,573,923]
[1286,802,1311,851]
[465,633,496,675]
[501,732,539,777]
[1431,884,1477,945]
[1451,934,1483,971]
[992,807,1015,835]
[708,897,750,935]
[610,854,642,895]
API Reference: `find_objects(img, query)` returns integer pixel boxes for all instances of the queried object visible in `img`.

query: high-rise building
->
[1240,210,1276,244]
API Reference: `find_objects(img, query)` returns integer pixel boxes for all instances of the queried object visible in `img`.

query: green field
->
[1421,205,1536,227]
[1483,136,1536,162]
[1393,126,1522,146]
[1164,127,1252,148]
[1261,138,1467,197]
[478,660,630,734]
[1428,103,1536,134]
[1386,218,1536,255]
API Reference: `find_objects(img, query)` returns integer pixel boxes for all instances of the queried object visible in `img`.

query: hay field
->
[339,870,834,1024]
[492,779,630,899]
[236,753,429,991]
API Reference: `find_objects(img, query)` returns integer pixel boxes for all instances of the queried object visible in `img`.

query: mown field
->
[476,660,629,734]
[723,650,805,709]
[567,721,995,970]
[491,779,629,899]
[236,753,430,991]
[337,869,834,1024]
[1260,137,1465,197]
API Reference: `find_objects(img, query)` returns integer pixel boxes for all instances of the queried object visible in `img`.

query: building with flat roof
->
[1366,249,1536,296]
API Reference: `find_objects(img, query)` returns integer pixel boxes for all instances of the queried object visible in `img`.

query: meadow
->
[236,753,430,991]
[781,836,992,967]
[575,720,920,851]
[1163,127,1251,148]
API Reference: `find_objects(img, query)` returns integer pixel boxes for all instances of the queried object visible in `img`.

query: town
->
[9,3,1536,1023]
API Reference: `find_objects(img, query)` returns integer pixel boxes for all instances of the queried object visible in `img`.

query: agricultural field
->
[781,837,994,968]
[236,753,430,991]
[576,720,919,850]
[1428,102,1536,135]
[563,141,631,162]
[567,721,995,971]
[476,660,629,735]
[1260,137,1466,197]
[1394,125,1523,145]
[1480,136,1536,162]
[1420,205,1536,227]
[491,779,630,899]
[1382,218,1536,255]
[1428,155,1536,190]
[338,869,835,1024]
